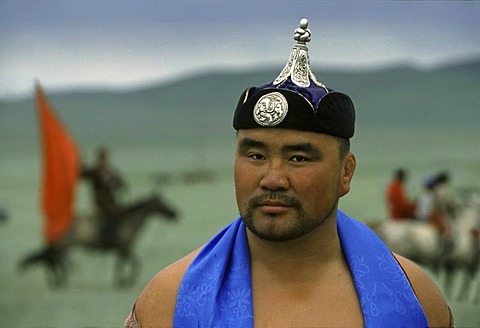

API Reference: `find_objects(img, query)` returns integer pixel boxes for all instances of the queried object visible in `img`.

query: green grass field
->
[1,128,479,327]
[1,63,479,326]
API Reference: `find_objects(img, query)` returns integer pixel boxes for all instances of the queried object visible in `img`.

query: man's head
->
[96,147,109,169]
[234,128,356,242]
[232,19,356,242]
[394,168,407,182]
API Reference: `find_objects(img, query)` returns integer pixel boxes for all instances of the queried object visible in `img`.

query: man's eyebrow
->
[238,138,266,151]
[282,143,322,157]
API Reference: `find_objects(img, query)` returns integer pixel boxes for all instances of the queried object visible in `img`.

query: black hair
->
[337,137,350,160]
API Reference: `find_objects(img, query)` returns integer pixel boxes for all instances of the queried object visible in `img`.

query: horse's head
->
[149,193,178,221]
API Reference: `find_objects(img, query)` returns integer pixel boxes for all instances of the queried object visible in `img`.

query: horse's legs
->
[442,263,457,300]
[456,264,479,303]
[19,246,69,288]
[429,259,443,279]
[48,253,69,287]
[114,249,141,288]
[473,269,480,304]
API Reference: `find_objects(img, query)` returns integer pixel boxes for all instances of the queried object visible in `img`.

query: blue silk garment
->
[173,210,428,327]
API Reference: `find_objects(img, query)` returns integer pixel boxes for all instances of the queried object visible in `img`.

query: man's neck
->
[246,216,345,283]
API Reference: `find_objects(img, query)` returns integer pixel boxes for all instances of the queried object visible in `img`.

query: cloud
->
[1,0,479,99]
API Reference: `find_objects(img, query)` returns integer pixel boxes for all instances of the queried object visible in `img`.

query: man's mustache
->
[249,193,301,208]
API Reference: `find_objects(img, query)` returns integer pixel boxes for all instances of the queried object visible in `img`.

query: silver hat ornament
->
[273,18,328,91]
[253,18,328,127]
[233,18,355,138]
[253,91,289,127]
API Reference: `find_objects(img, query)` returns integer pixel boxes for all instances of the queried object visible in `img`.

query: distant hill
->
[1,59,479,146]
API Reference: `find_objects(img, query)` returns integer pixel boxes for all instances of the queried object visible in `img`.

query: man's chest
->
[251,271,364,327]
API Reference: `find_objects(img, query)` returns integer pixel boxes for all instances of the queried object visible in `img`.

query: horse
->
[0,198,8,223]
[370,190,480,303]
[441,191,480,302]
[370,219,445,271]
[19,192,178,288]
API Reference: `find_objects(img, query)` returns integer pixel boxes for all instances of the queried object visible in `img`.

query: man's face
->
[234,128,355,242]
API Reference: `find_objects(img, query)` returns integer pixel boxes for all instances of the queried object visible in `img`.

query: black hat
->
[233,19,355,139]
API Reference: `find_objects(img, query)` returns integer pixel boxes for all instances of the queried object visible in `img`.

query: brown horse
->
[19,192,178,288]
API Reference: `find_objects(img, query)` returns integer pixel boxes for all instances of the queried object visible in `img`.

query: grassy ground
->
[1,131,479,327]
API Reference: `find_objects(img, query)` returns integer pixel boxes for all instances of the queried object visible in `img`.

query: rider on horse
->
[386,168,417,220]
[81,147,126,246]
[416,172,456,241]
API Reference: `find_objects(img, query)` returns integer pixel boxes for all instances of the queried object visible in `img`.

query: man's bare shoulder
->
[394,253,454,327]
[133,246,203,327]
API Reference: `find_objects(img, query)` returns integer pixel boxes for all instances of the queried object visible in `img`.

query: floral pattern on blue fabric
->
[227,288,252,320]
[176,283,197,317]
[174,212,428,327]
[338,211,428,327]
[173,219,254,327]
[349,255,370,289]
[377,253,410,288]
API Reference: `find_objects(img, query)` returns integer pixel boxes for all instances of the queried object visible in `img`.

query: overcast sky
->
[1,0,479,100]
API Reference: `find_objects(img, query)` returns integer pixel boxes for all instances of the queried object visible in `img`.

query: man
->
[82,147,126,245]
[416,173,452,240]
[433,171,457,220]
[125,19,452,327]
[386,168,417,220]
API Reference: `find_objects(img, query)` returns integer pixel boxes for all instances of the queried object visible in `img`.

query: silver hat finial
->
[294,18,311,43]
[273,18,327,90]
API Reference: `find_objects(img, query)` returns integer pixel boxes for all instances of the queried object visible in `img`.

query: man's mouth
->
[257,199,294,214]
[260,200,291,206]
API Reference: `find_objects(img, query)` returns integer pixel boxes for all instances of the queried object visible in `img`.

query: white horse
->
[373,219,444,270]
[442,191,480,302]
[371,190,480,303]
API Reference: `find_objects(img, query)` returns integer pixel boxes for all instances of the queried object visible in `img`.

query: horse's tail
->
[18,246,61,271]
[18,245,70,287]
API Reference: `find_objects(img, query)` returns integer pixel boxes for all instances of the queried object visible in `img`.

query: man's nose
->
[259,160,290,191]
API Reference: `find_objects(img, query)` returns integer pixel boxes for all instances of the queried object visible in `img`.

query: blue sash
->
[174,210,428,327]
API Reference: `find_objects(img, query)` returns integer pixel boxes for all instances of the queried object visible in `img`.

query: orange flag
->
[36,83,80,245]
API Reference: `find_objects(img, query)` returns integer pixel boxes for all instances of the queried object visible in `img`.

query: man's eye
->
[290,155,307,162]
[249,153,265,160]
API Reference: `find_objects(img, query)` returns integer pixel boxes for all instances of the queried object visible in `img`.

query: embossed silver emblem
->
[253,92,288,127]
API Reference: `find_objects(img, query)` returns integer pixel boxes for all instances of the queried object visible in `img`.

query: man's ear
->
[340,152,356,197]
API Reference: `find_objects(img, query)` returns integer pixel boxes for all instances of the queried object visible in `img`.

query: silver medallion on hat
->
[254,92,288,127]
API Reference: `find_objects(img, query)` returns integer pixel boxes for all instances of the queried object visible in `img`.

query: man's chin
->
[243,216,303,242]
